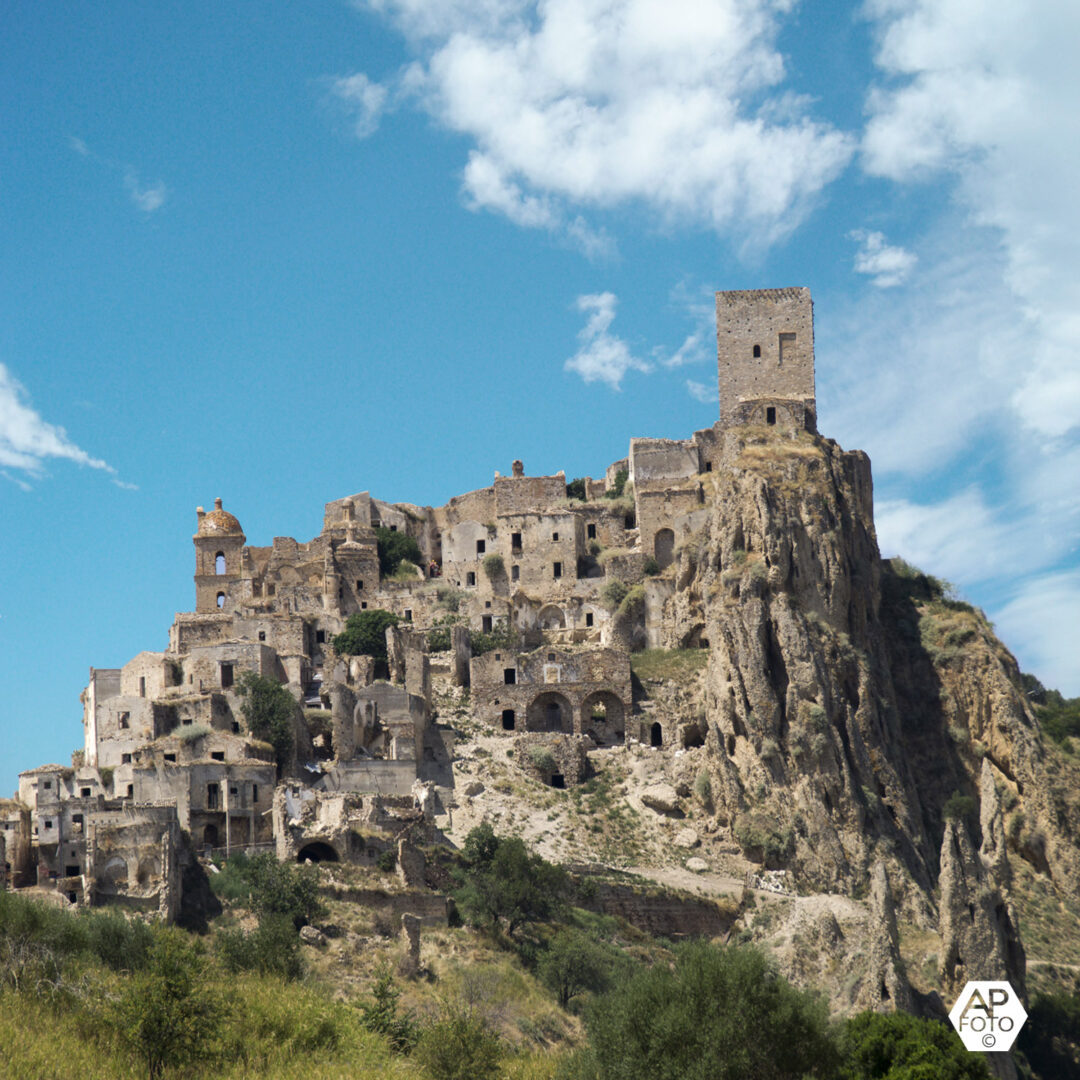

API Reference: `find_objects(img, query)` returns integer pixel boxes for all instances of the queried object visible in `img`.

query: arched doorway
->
[581,691,625,747]
[296,842,339,863]
[650,722,663,747]
[203,824,219,847]
[538,605,566,630]
[526,691,574,733]
[654,528,675,570]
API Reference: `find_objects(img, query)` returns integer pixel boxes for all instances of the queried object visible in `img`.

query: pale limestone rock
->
[641,784,681,815]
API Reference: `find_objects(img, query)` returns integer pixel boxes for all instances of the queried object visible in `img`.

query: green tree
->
[604,469,628,500]
[112,928,220,1079]
[575,942,836,1080]
[537,928,614,1008]
[376,526,423,578]
[333,609,400,661]
[235,671,297,775]
[453,824,569,934]
[566,478,587,501]
[838,1010,992,1079]
[414,1009,503,1080]
[357,963,420,1054]
[246,852,324,929]
[216,913,303,981]
[1016,988,1080,1080]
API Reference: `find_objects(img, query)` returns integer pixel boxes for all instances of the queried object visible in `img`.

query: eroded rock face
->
[658,425,1075,938]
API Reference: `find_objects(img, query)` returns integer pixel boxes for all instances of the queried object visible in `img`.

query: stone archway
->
[526,691,575,733]
[581,691,625,747]
[538,605,566,630]
[654,528,675,570]
[296,841,339,864]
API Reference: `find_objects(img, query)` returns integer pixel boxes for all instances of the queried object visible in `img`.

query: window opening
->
[585,612,593,627]
[482,615,493,632]
[164,753,176,763]
[550,774,565,789]
[511,532,522,551]
[252,785,259,802]
[220,663,234,689]
[139,677,146,697]
[356,579,363,590]
[512,565,520,581]
[80,787,91,798]
[216,592,226,608]
[587,523,596,539]
[504,668,516,685]
[476,539,486,554]
[211,752,225,762]
[778,332,795,365]
[72,814,84,826]
[766,407,776,425]
[650,722,663,747]
[316,629,326,644]
[553,562,562,579]
[121,754,132,764]
[404,609,412,622]
[502,709,515,730]
[126,784,133,798]
[466,572,476,587]
[552,532,559,542]
[752,344,761,358]
[207,784,219,810]
[215,552,226,575]
[258,631,266,642]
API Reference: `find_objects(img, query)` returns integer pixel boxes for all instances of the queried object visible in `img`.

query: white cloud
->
[565,292,651,389]
[686,379,714,403]
[124,171,167,213]
[0,364,117,483]
[68,136,167,214]
[993,571,1080,696]
[862,0,1080,443]
[850,229,916,287]
[332,72,390,138]
[354,0,854,246]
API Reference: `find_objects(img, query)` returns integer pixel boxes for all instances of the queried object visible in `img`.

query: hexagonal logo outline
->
[948,980,1027,1052]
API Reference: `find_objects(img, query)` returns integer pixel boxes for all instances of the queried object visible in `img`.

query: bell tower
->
[193,497,246,613]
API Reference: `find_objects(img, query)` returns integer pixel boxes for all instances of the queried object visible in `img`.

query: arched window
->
[215,552,226,575]
[752,344,761,358]
[216,592,225,609]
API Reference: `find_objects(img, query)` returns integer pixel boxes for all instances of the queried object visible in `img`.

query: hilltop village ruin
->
[2,288,819,919]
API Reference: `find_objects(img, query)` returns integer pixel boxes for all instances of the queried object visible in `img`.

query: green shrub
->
[435,584,466,612]
[175,723,212,743]
[217,913,303,980]
[838,1009,991,1079]
[415,1010,503,1080]
[566,478,587,501]
[693,769,713,808]
[537,928,614,1008]
[376,849,397,873]
[376,526,422,578]
[390,561,423,581]
[643,557,660,576]
[470,621,517,657]
[482,553,505,578]
[617,585,645,617]
[588,540,603,556]
[333,609,400,660]
[574,942,836,1080]
[527,746,559,774]
[599,580,629,608]
[943,790,977,821]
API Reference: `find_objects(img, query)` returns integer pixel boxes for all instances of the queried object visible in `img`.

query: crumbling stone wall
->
[513,733,589,786]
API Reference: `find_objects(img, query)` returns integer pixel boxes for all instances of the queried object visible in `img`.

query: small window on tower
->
[512,565,520,581]
[553,562,562,579]
[552,532,559,542]
[587,524,596,539]
[779,333,795,365]
[752,344,761,358]
[356,579,363,590]
[511,532,522,550]
[119,712,130,729]
[258,631,266,642]
[216,592,226,609]
[476,539,486,555]
[215,552,226,575]
[221,663,234,689]
[316,630,326,645]
[766,407,777,426]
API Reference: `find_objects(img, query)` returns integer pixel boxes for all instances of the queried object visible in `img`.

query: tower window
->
[215,552,226,575]
[316,629,326,644]
[587,524,596,539]
[779,333,795,365]
[752,344,761,358]
[511,565,519,581]
[766,407,777,425]
[258,631,266,642]
[552,532,559,542]
[220,663,234,688]
[553,562,562,579]
[504,668,516,685]
[511,532,522,550]
[404,609,412,622]
[216,592,226,609]
[356,580,363,590]
[476,539,486,555]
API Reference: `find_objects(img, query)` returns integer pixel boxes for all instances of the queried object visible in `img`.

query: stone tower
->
[193,498,246,614]
[716,287,816,431]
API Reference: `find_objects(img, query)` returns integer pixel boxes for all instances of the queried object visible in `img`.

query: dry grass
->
[630,648,709,683]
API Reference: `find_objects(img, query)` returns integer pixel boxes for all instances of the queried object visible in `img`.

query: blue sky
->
[2,0,1078,796]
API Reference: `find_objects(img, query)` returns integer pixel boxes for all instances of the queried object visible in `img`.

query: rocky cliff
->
[655,424,1079,1008]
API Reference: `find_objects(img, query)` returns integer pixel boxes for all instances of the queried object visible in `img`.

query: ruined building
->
[6,287,817,913]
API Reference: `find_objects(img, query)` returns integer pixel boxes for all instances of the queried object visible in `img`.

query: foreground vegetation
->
[2,825,1076,1078]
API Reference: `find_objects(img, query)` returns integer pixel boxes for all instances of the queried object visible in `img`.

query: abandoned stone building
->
[6,286,816,914]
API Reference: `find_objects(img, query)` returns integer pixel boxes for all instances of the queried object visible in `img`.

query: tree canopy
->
[235,671,297,774]
[376,526,422,578]
[332,609,400,661]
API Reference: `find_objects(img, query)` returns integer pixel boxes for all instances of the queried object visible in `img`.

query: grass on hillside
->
[630,648,708,683]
